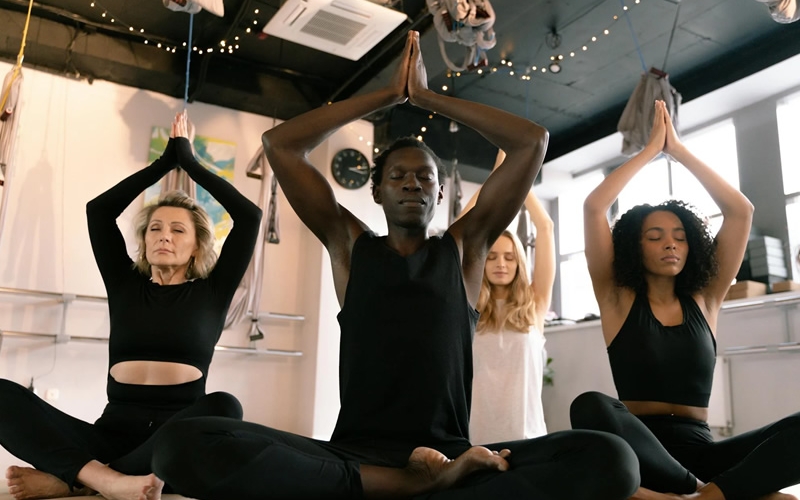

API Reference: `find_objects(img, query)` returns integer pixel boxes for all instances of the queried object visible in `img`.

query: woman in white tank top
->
[460,150,556,444]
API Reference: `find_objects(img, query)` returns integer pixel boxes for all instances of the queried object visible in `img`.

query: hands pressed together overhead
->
[647,99,684,159]
[170,109,190,139]
[389,31,432,107]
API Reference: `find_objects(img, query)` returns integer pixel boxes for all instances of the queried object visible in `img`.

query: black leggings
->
[0,377,243,489]
[570,391,800,500]
[151,416,640,500]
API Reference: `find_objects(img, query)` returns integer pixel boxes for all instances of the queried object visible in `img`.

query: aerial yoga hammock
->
[617,0,682,157]
[160,7,280,337]
[0,0,33,250]
[233,142,280,341]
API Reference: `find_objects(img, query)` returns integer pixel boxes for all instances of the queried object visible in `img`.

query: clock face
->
[331,148,370,190]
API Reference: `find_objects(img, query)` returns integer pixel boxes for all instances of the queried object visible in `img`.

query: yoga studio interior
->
[1,0,799,498]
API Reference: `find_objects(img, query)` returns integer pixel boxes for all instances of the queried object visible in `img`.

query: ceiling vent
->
[262,0,407,61]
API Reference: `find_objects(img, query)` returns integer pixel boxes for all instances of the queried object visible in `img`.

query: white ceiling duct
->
[262,0,407,61]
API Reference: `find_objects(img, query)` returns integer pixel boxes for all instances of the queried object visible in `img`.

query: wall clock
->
[331,148,370,190]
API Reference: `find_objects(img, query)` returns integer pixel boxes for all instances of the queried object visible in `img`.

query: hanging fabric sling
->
[159,11,197,198]
[0,0,34,248]
[755,0,799,23]
[152,10,253,333]
[617,0,682,156]
[426,0,497,71]
[227,144,280,341]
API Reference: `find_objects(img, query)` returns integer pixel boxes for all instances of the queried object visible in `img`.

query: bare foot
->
[406,446,510,490]
[5,466,92,500]
[94,473,163,500]
[360,446,510,497]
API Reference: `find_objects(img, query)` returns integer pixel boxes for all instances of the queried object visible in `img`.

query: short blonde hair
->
[133,190,217,279]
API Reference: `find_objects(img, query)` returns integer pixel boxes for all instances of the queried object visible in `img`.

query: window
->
[673,120,740,218]
[619,120,739,223]
[555,120,739,318]
[786,200,800,277]
[557,172,603,320]
[617,158,670,214]
[617,120,739,238]
[777,90,800,277]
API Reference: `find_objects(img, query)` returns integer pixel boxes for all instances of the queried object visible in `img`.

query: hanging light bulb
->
[449,120,459,133]
[547,53,563,74]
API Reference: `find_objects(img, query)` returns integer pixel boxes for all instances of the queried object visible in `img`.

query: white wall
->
[542,292,800,437]
[0,60,327,469]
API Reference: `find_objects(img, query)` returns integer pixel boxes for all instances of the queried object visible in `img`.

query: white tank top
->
[470,303,547,444]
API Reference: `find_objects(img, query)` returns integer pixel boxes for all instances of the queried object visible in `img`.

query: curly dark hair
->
[611,199,718,295]
[371,136,446,187]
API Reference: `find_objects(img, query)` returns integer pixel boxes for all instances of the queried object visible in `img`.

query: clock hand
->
[348,166,368,174]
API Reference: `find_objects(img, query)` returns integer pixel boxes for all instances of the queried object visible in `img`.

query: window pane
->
[787,198,800,279]
[617,158,671,215]
[558,171,604,255]
[778,92,800,196]
[672,120,739,218]
[559,253,600,321]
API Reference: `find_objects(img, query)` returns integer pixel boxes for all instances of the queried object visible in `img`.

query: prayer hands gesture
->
[646,100,685,159]
[407,30,430,106]
[170,110,190,139]
[387,30,431,107]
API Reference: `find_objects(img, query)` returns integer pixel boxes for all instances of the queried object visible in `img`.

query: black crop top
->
[607,293,717,407]
[86,138,261,387]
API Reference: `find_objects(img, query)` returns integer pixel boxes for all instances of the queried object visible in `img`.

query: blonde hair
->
[133,190,217,279]
[476,230,536,334]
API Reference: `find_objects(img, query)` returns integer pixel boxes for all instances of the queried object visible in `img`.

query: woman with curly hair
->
[0,110,261,500]
[460,150,555,444]
[571,100,800,500]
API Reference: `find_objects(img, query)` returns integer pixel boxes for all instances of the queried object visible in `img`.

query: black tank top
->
[608,293,717,407]
[331,231,476,451]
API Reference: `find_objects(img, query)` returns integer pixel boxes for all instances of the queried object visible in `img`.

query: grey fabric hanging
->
[618,70,682,157]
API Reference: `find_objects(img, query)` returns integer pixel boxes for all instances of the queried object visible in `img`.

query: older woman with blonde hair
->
[0,110,261,500]
[460,149,556,444]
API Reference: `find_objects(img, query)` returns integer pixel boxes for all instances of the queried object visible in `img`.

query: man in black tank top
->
[151,31,640,500]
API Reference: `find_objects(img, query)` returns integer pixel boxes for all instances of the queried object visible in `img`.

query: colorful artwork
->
[145,126,237,254]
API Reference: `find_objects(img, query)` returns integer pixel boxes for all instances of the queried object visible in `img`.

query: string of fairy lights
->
[87,1,266,56]
[440,0,644,89]
[86,0,646,145]
[415,0,645,143]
